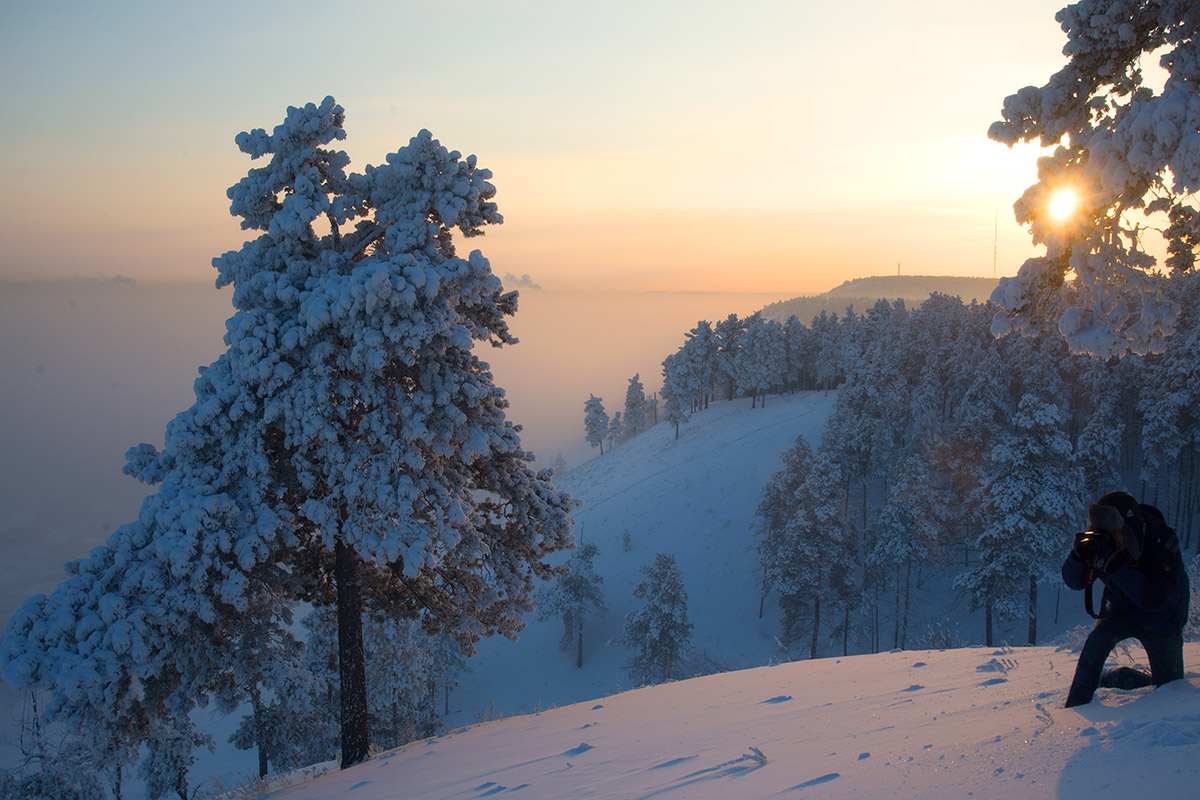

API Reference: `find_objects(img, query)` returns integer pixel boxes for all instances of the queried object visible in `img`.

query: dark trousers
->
[1065,611,1185,708]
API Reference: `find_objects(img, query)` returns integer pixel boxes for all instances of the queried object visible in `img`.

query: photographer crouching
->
[1062,491,1190,708]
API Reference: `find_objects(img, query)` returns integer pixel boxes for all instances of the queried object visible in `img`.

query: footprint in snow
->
[761,695,793,704]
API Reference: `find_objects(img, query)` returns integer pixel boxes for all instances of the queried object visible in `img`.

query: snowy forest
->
[3,1,1200,798]
[585,275,1200,662]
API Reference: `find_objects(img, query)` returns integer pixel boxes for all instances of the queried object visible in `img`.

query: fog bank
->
[0,280,792,622]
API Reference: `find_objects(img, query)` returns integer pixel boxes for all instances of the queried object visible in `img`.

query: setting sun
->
[1049,188,1078,221]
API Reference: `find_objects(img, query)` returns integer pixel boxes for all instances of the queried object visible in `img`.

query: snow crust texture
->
[265,643,1200,800]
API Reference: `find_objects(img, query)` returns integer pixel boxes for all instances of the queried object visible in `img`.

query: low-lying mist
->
[0,279,793,622]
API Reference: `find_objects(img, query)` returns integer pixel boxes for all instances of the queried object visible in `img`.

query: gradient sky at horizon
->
[1,0,1070,293]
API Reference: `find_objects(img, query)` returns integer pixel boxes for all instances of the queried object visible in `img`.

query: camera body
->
[1074,529,1116,565]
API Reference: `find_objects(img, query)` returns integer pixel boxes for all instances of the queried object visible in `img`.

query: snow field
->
[263,643,1200,799]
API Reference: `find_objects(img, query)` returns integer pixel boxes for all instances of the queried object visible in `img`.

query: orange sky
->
[0,1,1071,293]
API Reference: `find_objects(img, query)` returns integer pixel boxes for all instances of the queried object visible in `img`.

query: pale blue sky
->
[0,0,1069,291]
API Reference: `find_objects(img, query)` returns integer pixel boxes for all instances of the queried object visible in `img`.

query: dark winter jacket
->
[1062,505,1190,635]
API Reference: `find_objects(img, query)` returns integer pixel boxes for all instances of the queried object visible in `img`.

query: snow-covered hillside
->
[443,389,1098,726]
[262,642,1200,800]
[446,391,838,721]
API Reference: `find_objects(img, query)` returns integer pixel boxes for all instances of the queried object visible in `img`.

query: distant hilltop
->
[760,275,998,325]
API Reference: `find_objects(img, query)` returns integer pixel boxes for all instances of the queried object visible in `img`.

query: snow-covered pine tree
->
[988,0,1199,357]
[280,606,468,759]
[624,374,649,437]
[216,581,307,778]
[755,435,813,618]
[869,453,937,651]
[608,412,624,450]
[713,314,745,401]
[735,314,785,408]
[362,614,464,749]
[764,442,857,660]
[681,319,717,411]
[1139,273,1200,548]
[620,553,693,685]
[957,394,1083,646]
[660,352,690,439]
[1073,357,1126,499]
[809,309,843,392]
[584,394,610,454]
[0,98,574,777]
[781,314,813,392]
[538,542,607,667]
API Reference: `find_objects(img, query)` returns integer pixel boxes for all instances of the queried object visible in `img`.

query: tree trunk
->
[1027,575,1038,646]
[335,537,370,769]
[892,577,901,649]
[872,587,880,653]
[985,601,993,648]
[576,624,584,668]
[810,596,821,660]
[842,605,849,656]
[758,564,766,619]
[251,688,269,778]
[862,483,868,531]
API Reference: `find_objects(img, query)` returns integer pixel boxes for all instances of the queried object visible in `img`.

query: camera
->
[1074,529,1115,564]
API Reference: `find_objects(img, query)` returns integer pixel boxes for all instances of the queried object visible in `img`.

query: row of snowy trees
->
[756,274,1200,657]
[583,374,658,454]
[0,99,574,798]
[584,308,852,452]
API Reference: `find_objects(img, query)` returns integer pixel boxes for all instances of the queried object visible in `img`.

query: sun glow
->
[1048,189,1078,222]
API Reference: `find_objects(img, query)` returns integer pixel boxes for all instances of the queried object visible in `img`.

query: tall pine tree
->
[0,98,573,780]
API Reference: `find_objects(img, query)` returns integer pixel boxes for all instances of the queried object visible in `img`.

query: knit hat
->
[1087,502,1123,532]
[1092,491,1144,560]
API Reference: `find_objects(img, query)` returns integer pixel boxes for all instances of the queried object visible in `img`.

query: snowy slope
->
[260,642,1200,800]
[446,391,839,721]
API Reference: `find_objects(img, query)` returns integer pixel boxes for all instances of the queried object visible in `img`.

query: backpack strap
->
[1084,565,1105,619]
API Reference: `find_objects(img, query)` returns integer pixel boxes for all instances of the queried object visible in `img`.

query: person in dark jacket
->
[1061,491,1190,708]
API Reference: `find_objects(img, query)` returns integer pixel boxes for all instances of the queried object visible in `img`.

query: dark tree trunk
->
[842,605,849,656]
[985,601,993,648]
[758,564,767,619]
[810,596,821,660]
[892,577,901,649]
[251,688,269,778]
[335,537,370,769]
[1028,575,1038,646]
[576,625,584,668]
